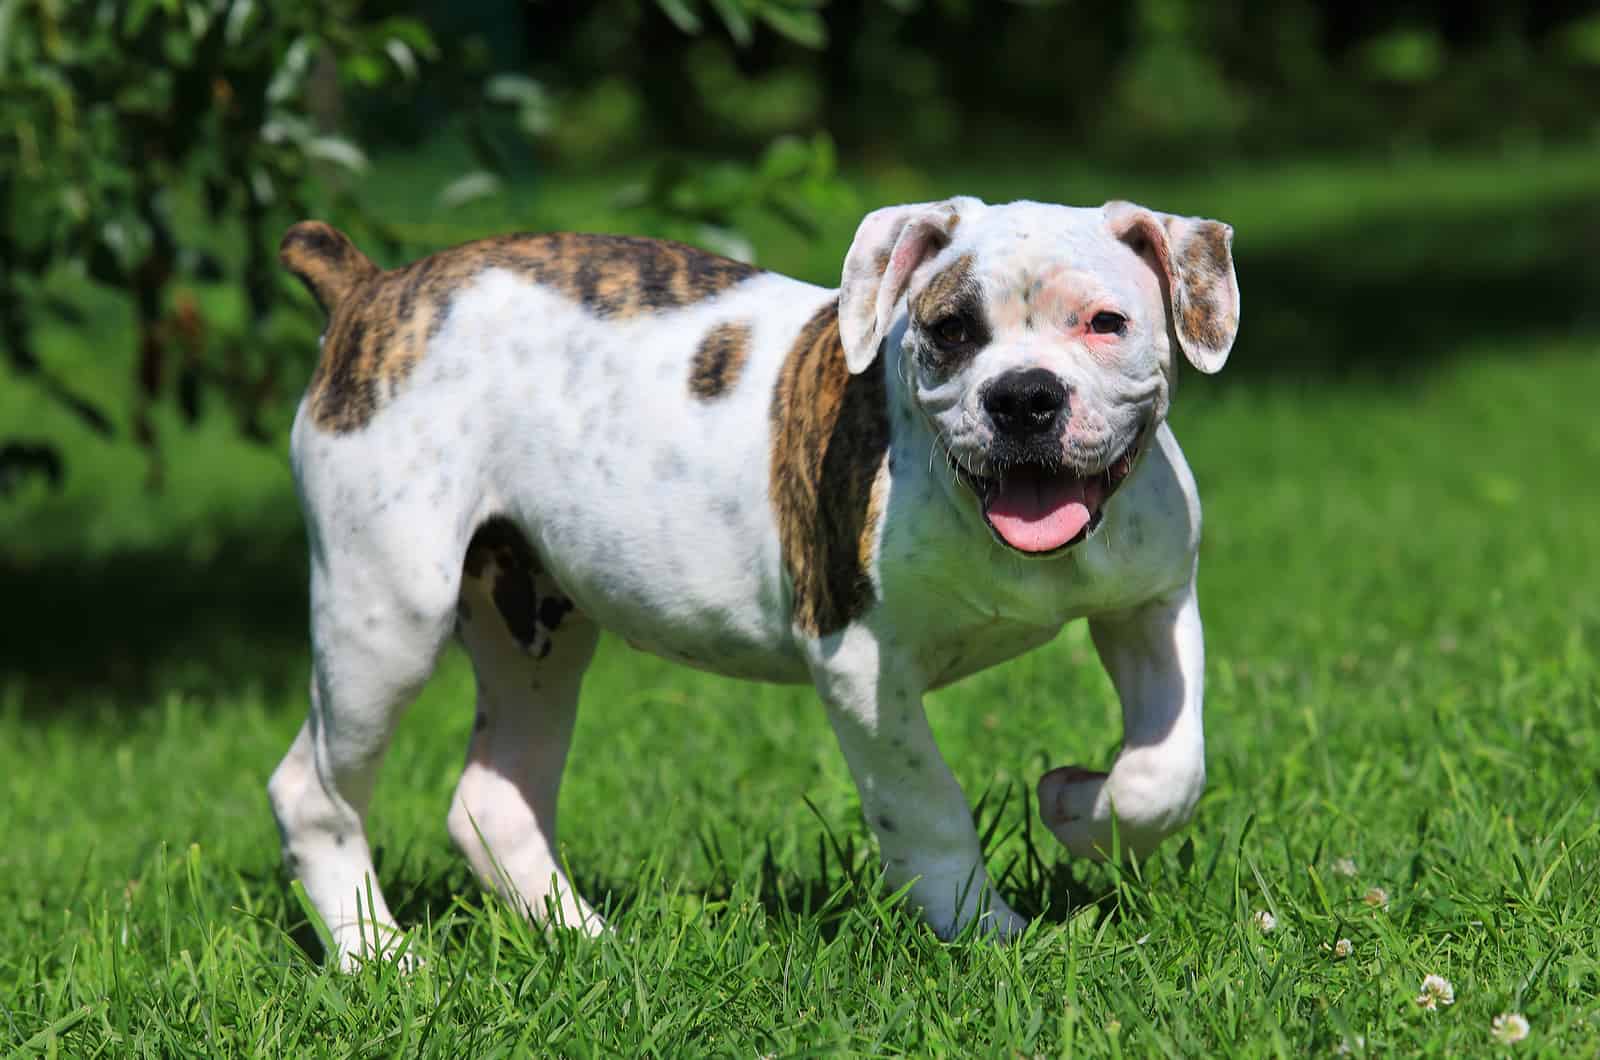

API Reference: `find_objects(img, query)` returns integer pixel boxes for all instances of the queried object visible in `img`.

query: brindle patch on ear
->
[769,300,892,637]
[292,230,764,432]
[688,321,753,400]
[1172,223,1236,354]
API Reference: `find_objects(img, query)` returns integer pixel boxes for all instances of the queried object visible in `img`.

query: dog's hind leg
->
[268,509,463,969]
[448,518,603,933]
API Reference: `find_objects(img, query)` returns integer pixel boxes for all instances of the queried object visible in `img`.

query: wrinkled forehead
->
[949,202,1152,316]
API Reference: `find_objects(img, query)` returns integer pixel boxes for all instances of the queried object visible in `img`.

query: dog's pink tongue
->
[986,469,1091,552]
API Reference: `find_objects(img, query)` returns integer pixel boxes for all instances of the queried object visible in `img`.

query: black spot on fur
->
[538,595,573,631]
[491,567,540,648]
[464,517,539,578]
[464,516,553,654]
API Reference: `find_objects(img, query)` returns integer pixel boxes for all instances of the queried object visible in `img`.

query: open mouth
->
[956,439,1141,555]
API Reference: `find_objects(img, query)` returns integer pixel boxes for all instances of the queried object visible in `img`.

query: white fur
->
[269,198,1235,966]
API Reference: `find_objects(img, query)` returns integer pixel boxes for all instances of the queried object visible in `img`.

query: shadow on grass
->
[1,513,310,713]
[6,184,1597,708]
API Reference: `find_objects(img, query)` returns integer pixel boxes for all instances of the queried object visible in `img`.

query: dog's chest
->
[874,430,1199,674]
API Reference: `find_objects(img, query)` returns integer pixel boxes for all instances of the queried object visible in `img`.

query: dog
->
[268,196,1239,966]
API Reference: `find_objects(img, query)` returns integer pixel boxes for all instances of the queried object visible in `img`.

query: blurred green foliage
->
[3,0,1598,488]
[1,0,436,484]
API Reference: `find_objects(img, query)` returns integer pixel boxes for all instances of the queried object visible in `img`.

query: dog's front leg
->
[1038,581,1207,860]
[811,630,1027,940]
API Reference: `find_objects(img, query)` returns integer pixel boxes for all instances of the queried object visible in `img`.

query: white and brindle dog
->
[269,196,1239,965]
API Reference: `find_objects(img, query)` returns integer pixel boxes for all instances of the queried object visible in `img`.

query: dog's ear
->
[1103,201,1239,374]
[839,198,982,374]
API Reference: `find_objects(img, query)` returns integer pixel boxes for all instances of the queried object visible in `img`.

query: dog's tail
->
[279,221,379,317]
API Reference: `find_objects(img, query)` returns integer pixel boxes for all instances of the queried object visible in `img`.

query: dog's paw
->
[980,901,1030,942]
[1037,765,1114,860]
[926,893,1029,943]
[1038,760,1200,860]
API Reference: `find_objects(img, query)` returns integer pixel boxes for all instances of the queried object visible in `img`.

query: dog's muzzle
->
[963,371,1142,555]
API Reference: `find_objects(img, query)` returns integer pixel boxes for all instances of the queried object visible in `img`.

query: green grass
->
[4,146,1600,1055]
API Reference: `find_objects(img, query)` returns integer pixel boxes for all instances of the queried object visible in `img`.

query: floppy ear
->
[1103,200,1239,374]
[838,197,982,374]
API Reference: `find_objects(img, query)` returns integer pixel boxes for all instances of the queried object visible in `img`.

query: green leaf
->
[655,0,703,35]
[249,167,274,207]
[346,53,386,87]
[708,0,752,46]
[758,135,814,181]
[303,135,369,173]
[385,39,417,81]
[757,5,826,48]
[693,224,754,263]
[266,37,312,104]
[436,171,502,210]
[223,0,256,47]
[259,114,312,145]
[484,73,546,108]
[375,16,439,58]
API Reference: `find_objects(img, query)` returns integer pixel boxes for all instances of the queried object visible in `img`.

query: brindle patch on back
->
[688,321,753,400]
[769,300,891,637]
[283,226,765,432]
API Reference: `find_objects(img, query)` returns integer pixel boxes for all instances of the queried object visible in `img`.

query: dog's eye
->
[1090,311,1127,335]
[932,316,969,346]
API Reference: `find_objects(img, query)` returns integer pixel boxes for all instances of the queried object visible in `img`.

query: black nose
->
[983,369,1069,438]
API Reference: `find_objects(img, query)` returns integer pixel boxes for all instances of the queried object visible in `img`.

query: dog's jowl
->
[269,198,1239,966]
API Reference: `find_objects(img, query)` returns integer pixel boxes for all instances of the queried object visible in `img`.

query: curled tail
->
[280,221,379,316]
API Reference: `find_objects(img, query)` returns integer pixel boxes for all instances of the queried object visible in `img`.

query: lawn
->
[3,146,1599,1056]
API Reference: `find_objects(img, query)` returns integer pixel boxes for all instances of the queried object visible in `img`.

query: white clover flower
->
[1491,1012,1530,1044]
[1333,937,1353,958]
[1332,857,1358,878]
[1363,886,1390,909]
[1252,909,1277,934]
[1333,1034,1365,1055]
[1415,974,1455,1010]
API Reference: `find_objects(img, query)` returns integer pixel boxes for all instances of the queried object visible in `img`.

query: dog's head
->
[839,198,1239,555]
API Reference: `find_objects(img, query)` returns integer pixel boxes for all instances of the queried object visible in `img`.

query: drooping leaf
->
[757,3,826,48]
[655,0,703,35]
[436,171,502,210]
[303,136,369,173]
